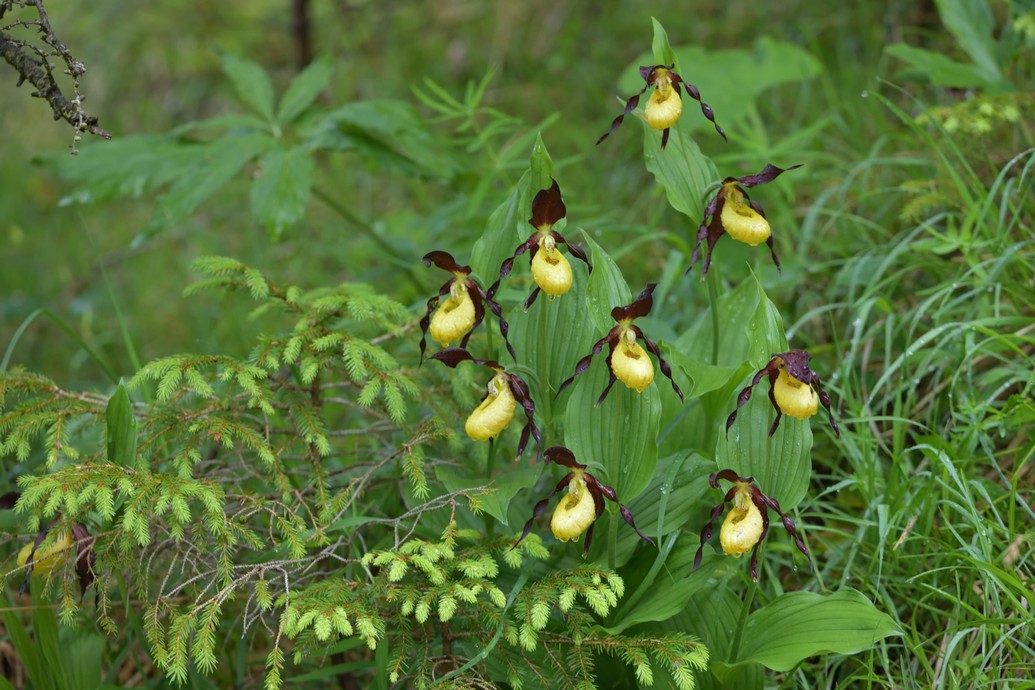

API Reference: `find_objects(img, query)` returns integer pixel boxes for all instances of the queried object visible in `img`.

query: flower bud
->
[428,285,476,347]
[644,78,682,131]
[18,531,72,576]
[719,493,764,556]
[772,367,818,420]
[610,332,654,393]
[550,475,596,542]
[531,243,573,297]
[465,376,516,441]
[721,196,771,247]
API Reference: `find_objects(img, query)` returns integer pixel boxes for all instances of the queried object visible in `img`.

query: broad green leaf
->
[49,136,205,205]
[435,465,540,526]
[650,17,677,67]
[314,100,457,179]
[677,274,785,371]
[145,134,271,240]
[715,386,813,510]
[277,56,332,124]
[3,605,54,690]
[595,452,713,567]
[563,353,661,502]
[885,44,990,88]
[664,351,744,402]
[220,53,276,122]
[656,579,765,689]
[620,37,822,134]
[169,113,271,135]
[469,176,525,288]
[529,133,554,197]
[643,121,718,223]
[726,589,902,672]
[934,0,1001,83]
[605,533,722,633]
[581,232,633,334]
[106,379,138,470]
[617,452,711,552]
[509,274,596,428]
[249,145,314,239]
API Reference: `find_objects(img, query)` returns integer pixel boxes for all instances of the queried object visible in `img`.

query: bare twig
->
[1,0,110,152]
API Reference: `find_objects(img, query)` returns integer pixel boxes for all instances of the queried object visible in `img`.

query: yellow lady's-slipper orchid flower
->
[419,250,514,363]
[550,472,597,542]
[558,284,682,405]
[515,447,653,554]
[689,163,803,277]
[431,348,541,458]
[726,349,839,437]
[597,64,726,150]
[489,180,591,308]
[18,530,72,576]
[719,486,765,556]
[693,470,811,581]
[428,282,476,347]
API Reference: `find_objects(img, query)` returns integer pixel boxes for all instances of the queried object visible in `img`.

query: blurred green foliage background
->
[2,0,926,382]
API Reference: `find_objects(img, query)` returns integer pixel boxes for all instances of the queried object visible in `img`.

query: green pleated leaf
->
[584,451,710,568]
[250,145,314,239]
[650,17,678,68]
[469,174,525,287]
[581,232,632,334]
[563,354,661,502]
[716,390,812,510]
[434,465,540,527]
[724,589,902,672]
[529,133,554,198]
[715,273,809,508]
[605,532,723,633]
[673,274,786,456]
[677,277,754,365]
[470,136,552,289]
[509,267,595,428]
[611,452,712,561]
[106,379,139,470]
[643,121,718,225]
[657,579,765,690]
[220,53,276,123]
[277,56,332,124]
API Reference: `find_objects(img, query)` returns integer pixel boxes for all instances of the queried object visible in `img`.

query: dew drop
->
[861,90,869,98]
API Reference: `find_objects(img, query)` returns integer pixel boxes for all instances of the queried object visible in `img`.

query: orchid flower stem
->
[607,504,618,571]
[728,553,761,663]
[486,434,498,480]
[485,309,496,357]
[706,269,721,365]
[538,300,552,431]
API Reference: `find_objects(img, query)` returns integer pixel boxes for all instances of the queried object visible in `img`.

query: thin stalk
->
[538,299,552,432]
[728,559,760,663]
[707,270,721,365]
[485,434,499,479]
[312,187,424,291]
[607,505,619,571]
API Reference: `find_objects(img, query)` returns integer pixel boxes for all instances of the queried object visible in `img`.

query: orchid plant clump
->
[406,17,881,688]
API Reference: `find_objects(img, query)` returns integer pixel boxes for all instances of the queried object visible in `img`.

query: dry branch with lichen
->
[1,0,110,152]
